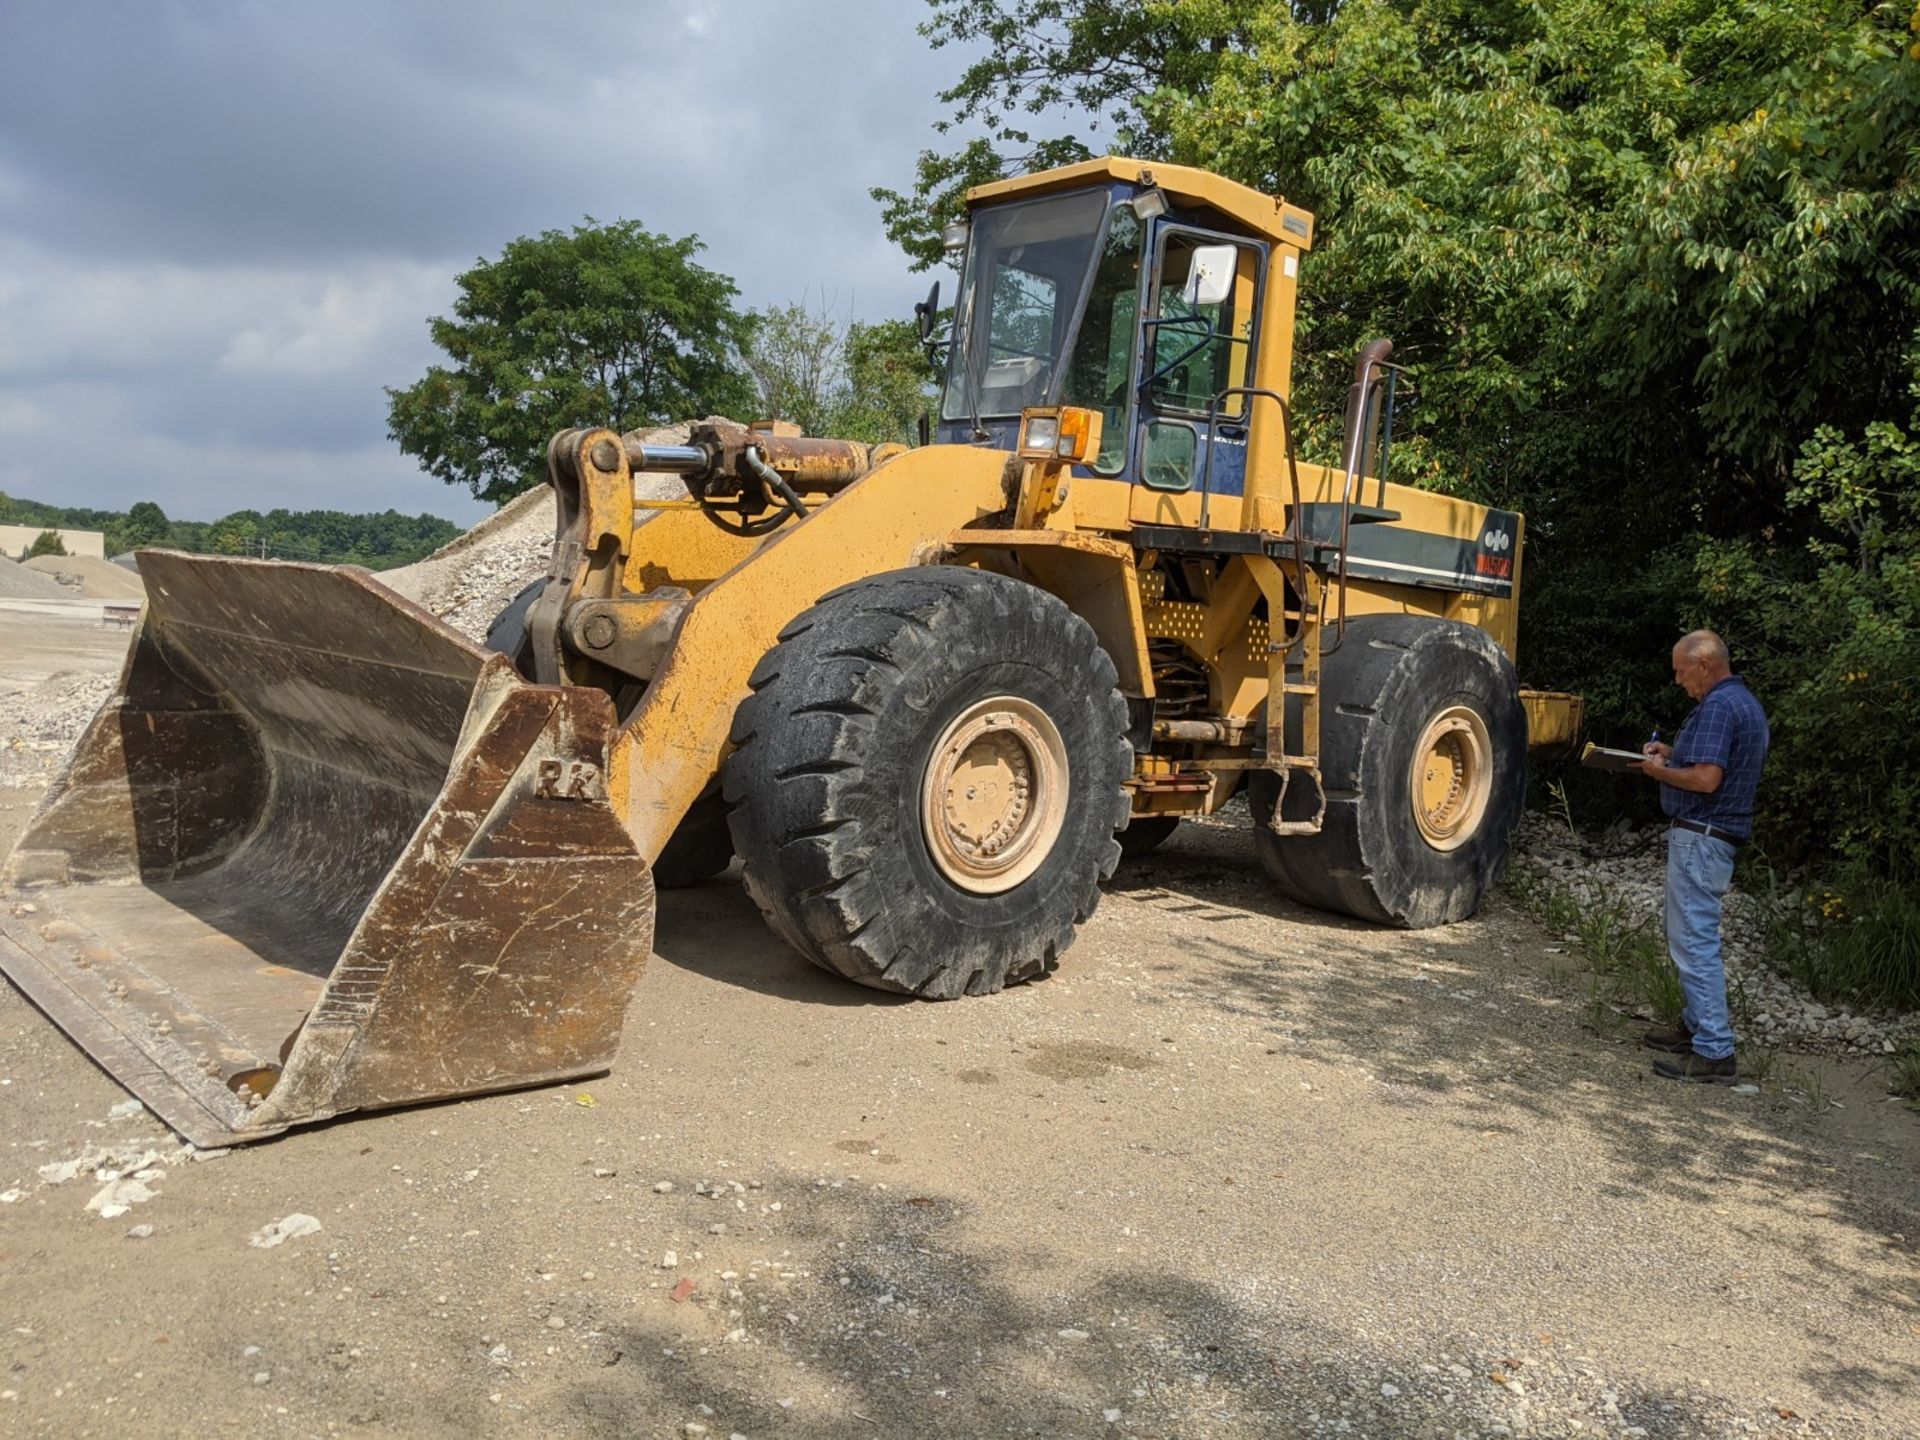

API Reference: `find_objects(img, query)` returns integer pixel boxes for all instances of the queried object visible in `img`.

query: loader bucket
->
[0,553,654,1147]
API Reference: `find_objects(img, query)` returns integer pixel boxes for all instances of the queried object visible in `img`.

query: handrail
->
[1195,384,1318,811]
[1196,384,1307,587]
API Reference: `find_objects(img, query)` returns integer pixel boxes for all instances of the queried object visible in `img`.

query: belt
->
[1671,817,1746,848]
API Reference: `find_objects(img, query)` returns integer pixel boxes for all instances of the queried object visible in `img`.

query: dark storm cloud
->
[0,1,914,273]
[0,0,979,522]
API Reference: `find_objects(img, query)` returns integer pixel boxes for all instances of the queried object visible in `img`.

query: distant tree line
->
[0,493,460,569]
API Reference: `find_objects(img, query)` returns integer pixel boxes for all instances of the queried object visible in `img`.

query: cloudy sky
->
[0,1,1002,526]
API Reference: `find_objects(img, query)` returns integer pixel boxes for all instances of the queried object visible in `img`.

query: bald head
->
[1678,630,1728,666]
[1671,630,1731,699]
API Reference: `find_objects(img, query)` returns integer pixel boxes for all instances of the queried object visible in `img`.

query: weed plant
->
[1765,872,1920,1013]
[1888,1042,1920,1102]
[1506,866,1680,1030]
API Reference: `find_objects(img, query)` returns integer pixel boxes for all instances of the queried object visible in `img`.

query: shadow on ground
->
[550,1173,1757,1439]
[652,814,1920,1425]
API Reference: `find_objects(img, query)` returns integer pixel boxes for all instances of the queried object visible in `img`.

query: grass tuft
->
[1508,866,1680,1029]
[1887,1041,1920,1103]
[1766,874,1920,1013]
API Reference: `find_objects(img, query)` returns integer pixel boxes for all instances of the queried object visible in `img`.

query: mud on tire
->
[1249,615,1525,928]
[723,567,1132,998]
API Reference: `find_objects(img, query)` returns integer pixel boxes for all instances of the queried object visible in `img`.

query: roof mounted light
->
[940,219,970,254]
[1131,188,1168,222]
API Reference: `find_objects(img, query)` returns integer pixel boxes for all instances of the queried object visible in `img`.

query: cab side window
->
[1061,206,1143,474]
[1146,235,1260,419]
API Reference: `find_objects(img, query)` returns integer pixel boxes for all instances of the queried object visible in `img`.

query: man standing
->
[1639,630,1770,1083]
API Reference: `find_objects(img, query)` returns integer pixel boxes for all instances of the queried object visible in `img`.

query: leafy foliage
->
[897,0,1920,994]
[25,529,66,559]
[743,304,937,446]
[386,220,758,503]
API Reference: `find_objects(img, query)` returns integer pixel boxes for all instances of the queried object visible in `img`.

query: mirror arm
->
[1138,315,1233,397]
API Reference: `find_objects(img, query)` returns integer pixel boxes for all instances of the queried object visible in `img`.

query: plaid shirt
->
[1662,675,1769,841]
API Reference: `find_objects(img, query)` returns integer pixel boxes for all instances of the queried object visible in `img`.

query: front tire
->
[723,567,1132,997]
[1249,616,1525,927]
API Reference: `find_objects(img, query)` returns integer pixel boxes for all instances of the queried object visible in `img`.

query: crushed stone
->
[0,555,70,600]
[1512,811,1919,1055]
[381,419,713,640]
[0,670,116,790]
[22,553,146,601]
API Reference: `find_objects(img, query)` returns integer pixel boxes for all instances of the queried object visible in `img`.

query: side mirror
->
[1180,245,1237,308]
[913,279,941,343]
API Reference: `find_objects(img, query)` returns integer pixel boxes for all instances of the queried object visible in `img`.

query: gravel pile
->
[0,670,114,790]
[22,553,146,601]
[382,420,709,640]
[1511,811,1919,1056]
[0,555,70,600]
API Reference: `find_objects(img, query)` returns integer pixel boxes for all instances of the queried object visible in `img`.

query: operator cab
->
[934,176,1271,498]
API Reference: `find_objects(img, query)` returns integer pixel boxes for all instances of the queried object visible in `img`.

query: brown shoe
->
[1641,1021,1695,1054]
[1653,1051,1738,1085]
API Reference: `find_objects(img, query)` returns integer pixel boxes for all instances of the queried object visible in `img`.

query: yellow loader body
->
[0,158,1581,1144]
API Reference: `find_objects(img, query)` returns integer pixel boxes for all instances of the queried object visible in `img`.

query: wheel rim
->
[921,695,1070,895]
[1410,704,1493,852]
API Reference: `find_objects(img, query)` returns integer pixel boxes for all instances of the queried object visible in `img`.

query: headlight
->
[1018,407,1100,464]
[1021,414,1061,454]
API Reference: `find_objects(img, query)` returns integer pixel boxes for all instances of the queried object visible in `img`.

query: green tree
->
[744,301,844,436]
[891,0,1920,915]
[209,512,260,556]
[26,529,65,559]
[743,304,937,446]
[837,318,938,445]
[121,501,171,549]
[386,219,758,504]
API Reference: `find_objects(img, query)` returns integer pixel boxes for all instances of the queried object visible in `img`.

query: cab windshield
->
[941,189,1111,422]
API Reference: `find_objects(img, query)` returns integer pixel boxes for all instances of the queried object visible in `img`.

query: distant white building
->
[0,525,106,561]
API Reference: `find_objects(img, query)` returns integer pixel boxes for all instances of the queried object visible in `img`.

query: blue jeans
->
[1665,828,1738,1059]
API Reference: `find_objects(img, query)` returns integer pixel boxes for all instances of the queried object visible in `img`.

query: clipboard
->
[1580,741,1648,773]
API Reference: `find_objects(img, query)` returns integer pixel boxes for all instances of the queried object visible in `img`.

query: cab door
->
[1129,228,1267,528]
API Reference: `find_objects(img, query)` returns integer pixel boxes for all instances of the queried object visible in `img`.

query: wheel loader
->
[0,157,1582,1145]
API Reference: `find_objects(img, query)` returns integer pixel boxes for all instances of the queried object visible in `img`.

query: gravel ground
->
[0,492,1916,1437]
[1,794,1915,1438]
[1513,814,1920,1058]
[0,600,122,792]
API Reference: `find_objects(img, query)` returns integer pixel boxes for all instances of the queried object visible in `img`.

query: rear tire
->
[1249,616,1525,927]
[1118,815,1180,858]
[723,567,1131,997]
